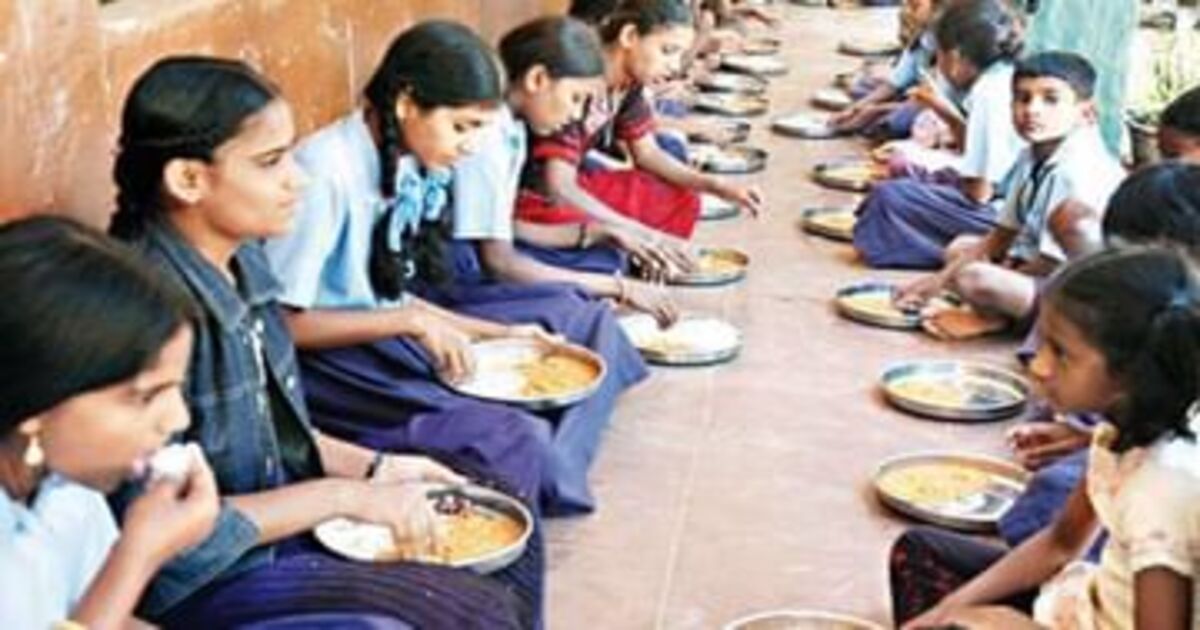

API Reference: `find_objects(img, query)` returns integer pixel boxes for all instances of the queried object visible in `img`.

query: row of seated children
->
[889,163,1200,628]
[832,3,1200,625]
[0,1,746,625]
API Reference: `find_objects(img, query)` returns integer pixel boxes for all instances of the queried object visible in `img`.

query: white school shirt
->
[451,105,526,242]
[888,31,936,91]
[1036,417,1200,629]
[997,126,1125,263]
[264,110,451,310]
[0,475,120,629]
[959,62,1026,189]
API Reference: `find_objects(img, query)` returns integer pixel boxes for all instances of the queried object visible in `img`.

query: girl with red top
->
[515,0,763,277]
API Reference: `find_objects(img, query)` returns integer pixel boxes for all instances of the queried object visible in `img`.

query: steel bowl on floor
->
[720,54,789,77]
[880,360,1030,422]
[874,451,1029,532]
[314,484,533,574]
[619,313,743,366]
[836,37,902,58]
[669,247,749,287]
[799,207,856,241]
[691,144,769,175]
[811,158,887,192]
[772,112,842,139]
[696,72,770,96]
[810,87,853,112]
[687,118,752,145]
[445,338,606,411]
[694,93,771,118]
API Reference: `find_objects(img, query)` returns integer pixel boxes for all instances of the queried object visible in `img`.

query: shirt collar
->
[346,108,449,198]
[144,219,282,332]
[1040,124,1103,170]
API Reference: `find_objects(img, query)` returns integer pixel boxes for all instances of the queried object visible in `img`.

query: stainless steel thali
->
[691,144,769,174]
[446,338,606,411]
[669,247,749,287]
[880,360,1030,422]
[619,313,743,366]
[874,451,1030,532]
[799,207,856,241]
[314,483,534,574]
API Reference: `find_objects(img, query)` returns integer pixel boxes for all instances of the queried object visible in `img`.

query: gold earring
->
[23,434,44,468]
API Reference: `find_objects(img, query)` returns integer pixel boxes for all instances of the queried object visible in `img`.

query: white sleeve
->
[960,76,1022,184]
[263,165,342,310]
[451,122,518,242]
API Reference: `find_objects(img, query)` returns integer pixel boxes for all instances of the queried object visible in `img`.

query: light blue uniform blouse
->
[451,105,527,243]
[0,475,119,629]
[264,110,452,310]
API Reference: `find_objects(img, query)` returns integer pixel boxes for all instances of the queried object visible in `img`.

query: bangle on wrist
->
[364,450,386,479]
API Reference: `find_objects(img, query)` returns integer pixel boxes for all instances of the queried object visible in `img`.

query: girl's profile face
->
[1029,304,1125,417]
[936,47,979,91]
[190,99,305,241]
[623,24,695,86]
[24,327,193,492]
[401,100,498,169]
[520,74,604,135]
[900,0,935,43]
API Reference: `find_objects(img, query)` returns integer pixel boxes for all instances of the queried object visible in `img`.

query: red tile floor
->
[546,5,1032,629]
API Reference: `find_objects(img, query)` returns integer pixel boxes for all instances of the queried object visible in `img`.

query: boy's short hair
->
[1013,51,1097,100]
[1161,85,1200,136]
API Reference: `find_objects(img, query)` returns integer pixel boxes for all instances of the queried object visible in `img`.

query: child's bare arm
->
[906,481,1099,628]
[1048,199,1105,259]
[1135,568,1192,630]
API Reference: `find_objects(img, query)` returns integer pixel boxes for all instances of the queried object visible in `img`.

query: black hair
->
[934,0,1023,70]
[568,0,620,25]
[586,0,694,45]
[1013,51,1097,100]
[1044,246,1199,452]
[1161,84,1200,136]
[109,56,280,240]
[0,216,196,433]
[363,20,504,300]
[499,16,606,82]
[1103,161,1200,249]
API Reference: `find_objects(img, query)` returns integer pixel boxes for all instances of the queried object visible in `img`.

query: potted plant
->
[1126,15,1200,165]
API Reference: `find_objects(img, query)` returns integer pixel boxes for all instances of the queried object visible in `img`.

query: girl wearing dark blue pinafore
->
[265,21,640,517]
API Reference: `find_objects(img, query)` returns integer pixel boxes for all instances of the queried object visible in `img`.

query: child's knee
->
[945,235,982,263]
[952,261,998,304]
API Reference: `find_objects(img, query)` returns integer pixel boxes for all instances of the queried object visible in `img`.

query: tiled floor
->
[547,5,1032,629]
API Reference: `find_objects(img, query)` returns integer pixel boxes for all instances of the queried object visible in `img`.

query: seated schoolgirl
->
[0,217,219,629]
[830,0,947,137]
[895,52,1124,324]
[516,0,763,278]
[452,16,678,326]
[996,162,1200,550]
[854,0,1027,270]
[891,246,1200,629]
[265,21,636,516]
[1159,85,1200,163]
[108,56,543,627]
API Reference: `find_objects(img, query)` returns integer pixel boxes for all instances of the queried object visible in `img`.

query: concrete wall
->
[0,0,565,226]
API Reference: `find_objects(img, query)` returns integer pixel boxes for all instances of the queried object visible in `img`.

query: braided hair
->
[362,21,503,300]
[109,56,279,240]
